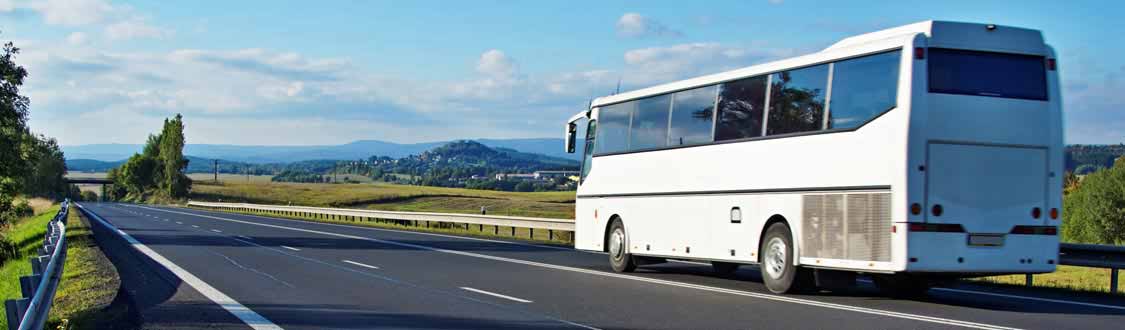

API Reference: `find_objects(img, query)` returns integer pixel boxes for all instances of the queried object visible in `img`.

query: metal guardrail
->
[1058,243,1124,293]
[187,201,575,238]
[4,200,69,330]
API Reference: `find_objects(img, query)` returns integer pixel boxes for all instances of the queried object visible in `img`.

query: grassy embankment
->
[975,266,1123,296]
[189,181,577,244]
[0,204,125,329]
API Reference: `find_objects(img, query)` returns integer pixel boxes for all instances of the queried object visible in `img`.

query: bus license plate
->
[968,234,1005,247]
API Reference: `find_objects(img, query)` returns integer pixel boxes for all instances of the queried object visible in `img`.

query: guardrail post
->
[549,230,553,240]
[511,227,515,236]
[529,228,534,239]
[1025,274,1033,287]
[19,275,41,298]
[5,298,29,330]
[1112,268,1119,294]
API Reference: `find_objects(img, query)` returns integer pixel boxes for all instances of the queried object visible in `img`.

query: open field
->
[67,172,277,183]
[190,181,576,219]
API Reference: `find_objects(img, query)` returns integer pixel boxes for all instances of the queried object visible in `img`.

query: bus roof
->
[590,21,1045,108]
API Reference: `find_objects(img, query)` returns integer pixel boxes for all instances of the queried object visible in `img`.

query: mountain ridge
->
[62,138,580,163]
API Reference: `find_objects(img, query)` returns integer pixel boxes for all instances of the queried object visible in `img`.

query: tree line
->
[1,34,77,224]
[103,114,191,202]
[1062,156,1125,244]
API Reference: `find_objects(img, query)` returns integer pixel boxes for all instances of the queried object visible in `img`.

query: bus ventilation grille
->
[801,192,892,262]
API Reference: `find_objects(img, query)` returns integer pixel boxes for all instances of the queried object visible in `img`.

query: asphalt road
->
[77,202,1125,330]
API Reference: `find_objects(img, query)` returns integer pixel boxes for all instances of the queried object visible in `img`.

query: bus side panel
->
[574,197,602,252]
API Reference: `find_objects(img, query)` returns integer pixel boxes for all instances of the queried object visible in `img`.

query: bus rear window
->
[928,48,1048,101]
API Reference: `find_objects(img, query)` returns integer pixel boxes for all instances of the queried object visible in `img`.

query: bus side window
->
[716,76,768,141]
[828,51,901,129]
[581,120,597,182]
[767,64,829,136]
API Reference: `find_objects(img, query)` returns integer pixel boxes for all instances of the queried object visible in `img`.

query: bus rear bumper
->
[903,231,1058,274]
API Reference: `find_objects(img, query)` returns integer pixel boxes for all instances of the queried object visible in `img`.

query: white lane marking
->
[175,221,183,224]
[933,287,1125,312]
[212,229,223,233]
[176,205,1125,313]
[342,260,380,270]
[136,206,1018,330]
[192,225,200,228]
[280,245,300,251]
[237,235,254,240]
[76,204,283,330]
[461,287,533,303]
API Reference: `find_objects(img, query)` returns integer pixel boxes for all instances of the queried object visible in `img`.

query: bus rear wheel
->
[760,223,812,293]
[607,219,637,272]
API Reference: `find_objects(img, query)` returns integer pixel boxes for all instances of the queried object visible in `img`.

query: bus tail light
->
[1011,225,1057,235]
[1050,208,1058,219]
[908,223,965,233]
[931,204,943,217]
[1031,207,1042,219]
[914,47,925,60]
[910,203,922,215]
[1047,58,1057,71]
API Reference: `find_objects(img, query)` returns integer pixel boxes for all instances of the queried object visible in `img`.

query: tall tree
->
[159,114,190,198]
[1,33,31,220]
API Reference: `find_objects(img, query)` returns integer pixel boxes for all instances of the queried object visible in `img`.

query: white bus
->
[564,21,1062,295]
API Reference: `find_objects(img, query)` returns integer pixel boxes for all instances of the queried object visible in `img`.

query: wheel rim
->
[764,237,787,280]
[609,228,626,260]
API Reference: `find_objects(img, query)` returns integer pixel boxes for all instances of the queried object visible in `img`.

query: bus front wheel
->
[607,219,637,272]
[760,223,812,293]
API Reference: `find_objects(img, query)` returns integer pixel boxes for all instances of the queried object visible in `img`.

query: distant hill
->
[62,138,580,163]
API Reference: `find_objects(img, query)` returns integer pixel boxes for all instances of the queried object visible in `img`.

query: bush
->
[10,200,32,218]
[1062,158,1125,244]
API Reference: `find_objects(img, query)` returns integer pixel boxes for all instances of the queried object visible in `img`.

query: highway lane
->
[80,202,1125,329]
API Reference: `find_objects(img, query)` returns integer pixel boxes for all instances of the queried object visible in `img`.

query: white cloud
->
[476,49,518,78]
[621,42,792,85]
[104,19,172,40]
[0,0,15,12]
[616,13,682,38]
[66,32,87,45]
[26,0,114,26]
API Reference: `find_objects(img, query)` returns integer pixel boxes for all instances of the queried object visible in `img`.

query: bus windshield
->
[928,48,1048,101]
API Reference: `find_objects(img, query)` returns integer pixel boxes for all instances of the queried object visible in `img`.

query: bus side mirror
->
[565,123,577,153]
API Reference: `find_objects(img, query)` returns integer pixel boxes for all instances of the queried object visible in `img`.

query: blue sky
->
[2,0,1122,146]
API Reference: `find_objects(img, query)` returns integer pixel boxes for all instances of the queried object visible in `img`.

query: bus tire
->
[607,219,637,272]
[872,274,931,298]
[712,261,739,277]
[760,223,810,293]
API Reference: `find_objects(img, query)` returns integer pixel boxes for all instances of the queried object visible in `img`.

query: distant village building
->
[494,170,580,181]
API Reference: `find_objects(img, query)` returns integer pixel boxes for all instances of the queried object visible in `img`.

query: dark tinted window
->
[829,51,901,129]
[629,94,671,150]
[595,102,632,154]
[928,48,1047,100]
[669,85,716,146]
[716,76,767,140]
[767,64,829,135]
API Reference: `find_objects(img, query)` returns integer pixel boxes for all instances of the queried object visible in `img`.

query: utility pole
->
[213,159,219,183]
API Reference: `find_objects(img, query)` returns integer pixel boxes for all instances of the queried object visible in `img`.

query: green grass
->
[190,181,576,219]
[0,206,59,330]
[189,205,574,245]
[46,206,127,329]
[972,265,1124,296]
[0,206,126,330]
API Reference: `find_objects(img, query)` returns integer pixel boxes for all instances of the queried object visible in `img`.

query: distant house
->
[495,173,537,181]
[494,170,580,181]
